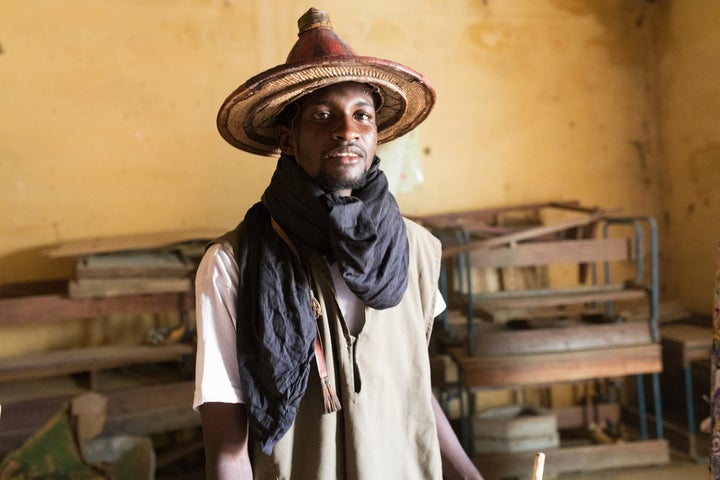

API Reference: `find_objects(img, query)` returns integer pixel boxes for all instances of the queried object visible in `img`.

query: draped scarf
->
[234,153,409,454]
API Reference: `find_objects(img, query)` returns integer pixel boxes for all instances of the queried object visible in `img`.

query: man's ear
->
[276,125,295,155]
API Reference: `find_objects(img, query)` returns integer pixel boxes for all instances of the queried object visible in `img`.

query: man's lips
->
[323,145,365,161]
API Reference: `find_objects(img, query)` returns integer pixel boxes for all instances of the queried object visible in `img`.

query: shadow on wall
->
[0,246,75,286]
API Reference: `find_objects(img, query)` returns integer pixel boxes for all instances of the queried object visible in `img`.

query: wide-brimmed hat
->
[217,8,436,156]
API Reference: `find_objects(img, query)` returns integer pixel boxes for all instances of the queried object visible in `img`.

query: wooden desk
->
[660,322,712,460]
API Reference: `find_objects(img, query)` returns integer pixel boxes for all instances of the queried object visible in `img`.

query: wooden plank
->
[623,404,709,460]
[441,212,606,259]
[411,202,549,228]
[660,323,711,347]
[660,323,712,366]
[449,300,683,327]
[621,300,692,324]
[104,405,199,437]
[470,322,652,356]
[103,381,199,436]
[452,344,662,388]
[0,344,195,382]
[473,439,669,479]
[0,381,197,457]
[68,277,192,299]
[657,415,707,461]
[0,291,193,326]
[472,284,646,311]
[75,252,193,278]
[102,380,194,416]
[554,403,621,430]
[468,238,632,269]
[411,201,596,230]
[46,229,222,258]
[447,304,609,327]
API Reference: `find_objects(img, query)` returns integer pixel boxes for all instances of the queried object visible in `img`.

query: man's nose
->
[332,115,360,140]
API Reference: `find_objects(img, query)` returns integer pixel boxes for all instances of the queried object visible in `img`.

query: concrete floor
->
[556,454,709,480]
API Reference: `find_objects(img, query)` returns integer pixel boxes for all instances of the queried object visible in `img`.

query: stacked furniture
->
[415,202,669,479]
[0,230,218,463]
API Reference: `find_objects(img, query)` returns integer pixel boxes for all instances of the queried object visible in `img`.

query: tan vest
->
[243,219,443,480]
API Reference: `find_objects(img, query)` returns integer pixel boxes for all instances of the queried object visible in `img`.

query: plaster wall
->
[0,0,668,358]
[654,0,720,314]
[0,0,661,284]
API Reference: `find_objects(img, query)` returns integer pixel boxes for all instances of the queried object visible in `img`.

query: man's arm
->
[432,395,485,480]
[200,402,253,480]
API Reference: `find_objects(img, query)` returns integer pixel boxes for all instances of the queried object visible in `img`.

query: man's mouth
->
[324,146,365,161]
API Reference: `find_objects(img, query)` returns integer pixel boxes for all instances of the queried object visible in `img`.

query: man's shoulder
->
[402,217,441,252]
[403,216,438,239]
[210,222,244,259]
[211,202,269,258]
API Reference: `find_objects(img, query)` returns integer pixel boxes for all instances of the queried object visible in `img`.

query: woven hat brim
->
[217,56,436,156]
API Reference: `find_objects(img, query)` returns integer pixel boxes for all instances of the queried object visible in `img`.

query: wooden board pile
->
[46,229,220,299]
[69,251,194,299]
[473,405,559,455]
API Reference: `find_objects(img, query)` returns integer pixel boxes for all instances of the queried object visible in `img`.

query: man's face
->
[277,82,378,196]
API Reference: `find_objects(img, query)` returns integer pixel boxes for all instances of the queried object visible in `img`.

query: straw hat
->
[217,8,436,156]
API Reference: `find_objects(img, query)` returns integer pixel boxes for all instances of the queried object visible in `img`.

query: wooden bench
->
[0,231,214,468]
[446,218,658,341]
[416,204,668,478]
[660,321,712,460]
[450,322,662,388]
[0,280,197,456]
[0,343,195,385]
[0,281,195,388]
[0,281,191,325]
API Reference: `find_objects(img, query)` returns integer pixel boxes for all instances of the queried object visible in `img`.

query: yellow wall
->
[3,1,717,328]
[655,1,720,313]
[0,0,662,284]
[4,0,719,424]
[4,0,719,415]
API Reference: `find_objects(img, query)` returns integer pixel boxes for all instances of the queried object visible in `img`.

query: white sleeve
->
[193,243,244,411]
[434,289,447,318]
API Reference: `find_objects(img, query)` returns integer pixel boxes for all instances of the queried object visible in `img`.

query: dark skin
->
[201,82,483,480]
[277,82,378,197]
[200,403,252,479]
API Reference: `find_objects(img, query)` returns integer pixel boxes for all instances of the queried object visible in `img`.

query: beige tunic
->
[252,219,443,480]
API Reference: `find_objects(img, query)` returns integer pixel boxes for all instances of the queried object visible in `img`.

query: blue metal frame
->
[601,216,663,440]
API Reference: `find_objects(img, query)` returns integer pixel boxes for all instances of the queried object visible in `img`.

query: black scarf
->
[234,154,409,454]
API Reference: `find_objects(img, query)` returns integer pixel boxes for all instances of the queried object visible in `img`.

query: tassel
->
[310,293,322,319]
[313,320,340,413]
[321,376,342,413]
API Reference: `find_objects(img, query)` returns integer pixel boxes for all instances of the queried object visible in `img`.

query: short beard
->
[315,168,369,193]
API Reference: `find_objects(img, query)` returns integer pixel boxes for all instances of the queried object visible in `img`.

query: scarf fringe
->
[321,376,342,413]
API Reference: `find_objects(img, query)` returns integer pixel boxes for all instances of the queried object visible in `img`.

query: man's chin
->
[317,171,368,193]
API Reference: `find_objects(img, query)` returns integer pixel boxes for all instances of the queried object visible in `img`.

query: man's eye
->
[356,111,374,121]
[311,111,331,120]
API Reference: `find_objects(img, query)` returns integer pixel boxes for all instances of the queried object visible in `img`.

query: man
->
[194,8,484,480]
